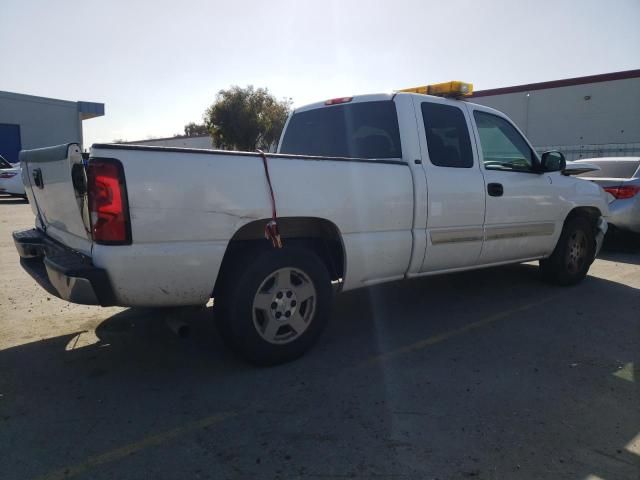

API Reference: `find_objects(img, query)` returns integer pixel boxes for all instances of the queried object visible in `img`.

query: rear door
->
[21,143,92,254]
[416,97,486,272]
[469,107,561,263]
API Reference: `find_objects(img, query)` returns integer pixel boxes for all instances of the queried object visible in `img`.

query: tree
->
[183,122,209,137]
[204,85,292,151]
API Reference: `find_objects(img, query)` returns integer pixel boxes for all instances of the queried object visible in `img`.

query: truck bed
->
[86,144,415,306]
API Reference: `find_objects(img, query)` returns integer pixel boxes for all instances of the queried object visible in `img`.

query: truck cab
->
[278,85,608,276]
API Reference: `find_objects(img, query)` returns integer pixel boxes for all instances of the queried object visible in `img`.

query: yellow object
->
[398,81,473,98]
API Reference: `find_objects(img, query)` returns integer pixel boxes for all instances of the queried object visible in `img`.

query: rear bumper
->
[0,185,25,195]
[13,228,117,306]
[0,175,26,195]
[607,198,640,234]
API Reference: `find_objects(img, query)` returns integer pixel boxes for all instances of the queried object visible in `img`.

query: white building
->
[125,134,213,149]
[470,69,640,160]
[0,91,104,163]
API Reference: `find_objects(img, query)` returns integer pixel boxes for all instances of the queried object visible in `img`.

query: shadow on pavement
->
[602,229,640,254]
[600,230,640,265]
[0,264,638,479]
[598,250,640,266]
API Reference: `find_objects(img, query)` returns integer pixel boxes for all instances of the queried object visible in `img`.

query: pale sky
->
[2,0,639,145]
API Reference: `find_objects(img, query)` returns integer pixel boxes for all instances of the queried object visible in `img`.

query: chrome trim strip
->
[484,223,555,241]
[430,228,484,245]
[430,223,556,245]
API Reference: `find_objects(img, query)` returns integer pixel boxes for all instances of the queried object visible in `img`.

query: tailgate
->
[20,143,92,255]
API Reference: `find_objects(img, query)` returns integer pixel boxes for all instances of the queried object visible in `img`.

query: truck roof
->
[293,92,497,115]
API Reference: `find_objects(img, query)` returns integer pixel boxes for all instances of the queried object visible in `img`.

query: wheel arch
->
[564,206,602,228]
[213,217,346,296]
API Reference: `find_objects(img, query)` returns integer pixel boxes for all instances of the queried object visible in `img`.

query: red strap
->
[256,149,283,248]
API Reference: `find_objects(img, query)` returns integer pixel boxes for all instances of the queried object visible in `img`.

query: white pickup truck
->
[14,82,609,364]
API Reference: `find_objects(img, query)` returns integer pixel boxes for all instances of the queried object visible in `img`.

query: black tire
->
[215,246,333,366]
[540,215,596,286]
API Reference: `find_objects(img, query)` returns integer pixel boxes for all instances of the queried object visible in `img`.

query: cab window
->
[280,101,402,159]
[473,111,535,172]
[421,102,473,168]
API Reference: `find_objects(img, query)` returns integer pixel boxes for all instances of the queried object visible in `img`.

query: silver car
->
[576,157,640,234]
[0,154,26,197]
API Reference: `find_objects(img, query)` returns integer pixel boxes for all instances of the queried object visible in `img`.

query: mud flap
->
[594,217,608,257]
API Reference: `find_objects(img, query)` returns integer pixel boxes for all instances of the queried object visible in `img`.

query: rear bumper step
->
[13,228,117,306]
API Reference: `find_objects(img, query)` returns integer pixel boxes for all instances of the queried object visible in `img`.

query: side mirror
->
[540,151,566,173]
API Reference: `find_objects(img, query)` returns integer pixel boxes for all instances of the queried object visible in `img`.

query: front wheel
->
[540,216,596,286]
[215,246,333,365]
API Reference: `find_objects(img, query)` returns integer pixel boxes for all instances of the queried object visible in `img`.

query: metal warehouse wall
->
[470,76,640,155]
[0,92,85,153]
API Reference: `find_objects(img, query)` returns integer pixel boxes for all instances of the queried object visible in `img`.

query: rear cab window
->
[279,100,402,159]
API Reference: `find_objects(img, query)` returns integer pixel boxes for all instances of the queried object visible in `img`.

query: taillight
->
[0,171,18,178]
[603,185,640,200]
[87,159,131,244]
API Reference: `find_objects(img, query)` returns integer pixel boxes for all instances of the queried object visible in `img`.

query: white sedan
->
[0,155,26,197]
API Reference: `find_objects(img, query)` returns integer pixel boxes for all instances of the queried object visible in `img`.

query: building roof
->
[471,68,640,98]
[122,134,210,144]
[0,90,104,120]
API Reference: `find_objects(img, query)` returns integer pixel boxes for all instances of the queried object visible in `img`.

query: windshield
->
[280,101,402,159]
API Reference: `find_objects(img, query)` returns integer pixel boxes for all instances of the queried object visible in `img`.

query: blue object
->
[0,123,22,163]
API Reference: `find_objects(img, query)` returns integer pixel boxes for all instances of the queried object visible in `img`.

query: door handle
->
[487,183,503,197]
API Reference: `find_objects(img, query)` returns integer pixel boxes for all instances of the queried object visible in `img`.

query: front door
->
[470,108,560,264]
[416,97,486,272]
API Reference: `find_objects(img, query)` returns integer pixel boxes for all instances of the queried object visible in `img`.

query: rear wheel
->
[215,246,332,365]
[540,216,595,285]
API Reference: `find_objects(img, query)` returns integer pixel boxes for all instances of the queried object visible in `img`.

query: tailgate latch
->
[32,168,44,189]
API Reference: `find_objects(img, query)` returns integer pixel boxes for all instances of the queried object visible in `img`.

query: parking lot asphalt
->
[0,194,638,480]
